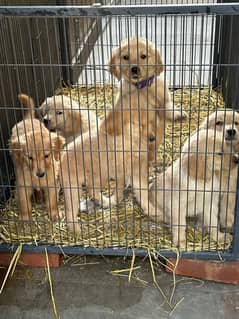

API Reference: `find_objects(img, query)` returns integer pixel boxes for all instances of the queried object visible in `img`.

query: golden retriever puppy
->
[201,109,239,231]
[38,95,99,143]
[201,109,239,151]
[149,129,237,248]
[104,37,187,164]
[61,118,155,233]
[9,94,65,221]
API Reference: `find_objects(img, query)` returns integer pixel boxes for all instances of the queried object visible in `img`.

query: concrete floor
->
[0,256,239,319]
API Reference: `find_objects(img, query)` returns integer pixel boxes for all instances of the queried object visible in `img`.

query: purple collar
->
[135,75,155,89]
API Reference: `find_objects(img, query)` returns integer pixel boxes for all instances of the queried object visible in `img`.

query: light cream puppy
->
[105,37,187,164]
[149,129,237,248]
[201,109,239,231]
[61,118,154,233]
[38,95,99,143]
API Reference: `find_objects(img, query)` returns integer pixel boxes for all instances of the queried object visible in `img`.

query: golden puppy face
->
[182,130,238,181]
[38,95,80,132]
[11,132,65,178]
[109,37,164,82]
[201,109,239,148]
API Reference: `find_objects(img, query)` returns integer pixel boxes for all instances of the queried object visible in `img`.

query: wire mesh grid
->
[0,1,239,259]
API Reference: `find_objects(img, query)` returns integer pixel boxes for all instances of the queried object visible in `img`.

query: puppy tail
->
[18,93,35,119]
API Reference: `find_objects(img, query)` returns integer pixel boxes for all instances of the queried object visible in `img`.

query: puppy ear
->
[109,47,120,80]
[36,107,45,119]
[199,117,208,129]
[182,152,207,181]
[9,137,25,159]
[156,49,164,75]
[51,134,65,161]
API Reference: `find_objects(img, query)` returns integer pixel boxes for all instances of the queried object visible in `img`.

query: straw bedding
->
[0,85,231,251]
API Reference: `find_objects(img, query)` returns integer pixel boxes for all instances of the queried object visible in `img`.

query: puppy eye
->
[141,54,147,59]
[234,121,239,125]
[44,154,49,159]
[216,121,223,126]
[28,156,33,160]
[123,55,129,60]
[216,152,223,156]
[56,111,63,115]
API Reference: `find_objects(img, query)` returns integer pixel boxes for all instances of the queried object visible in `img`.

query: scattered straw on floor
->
[45,248,60,319]
[0,85,231,252]
[0,244,22,294]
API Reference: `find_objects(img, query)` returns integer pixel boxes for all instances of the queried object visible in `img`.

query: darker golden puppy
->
[9,94,65,221]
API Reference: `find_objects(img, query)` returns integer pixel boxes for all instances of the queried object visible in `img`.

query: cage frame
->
[0,3,239,261]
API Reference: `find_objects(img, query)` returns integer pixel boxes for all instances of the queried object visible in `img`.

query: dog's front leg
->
[44,186,59,221]
[160,86,188,121]
[103,109,130,136]
[133,177,155,217]
[64,186,81,234]
[207,194,232,242]
[16,185,33,221]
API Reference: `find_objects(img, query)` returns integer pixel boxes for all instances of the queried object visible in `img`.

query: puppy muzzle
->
[233,154,239,164]
[43,118,50,126]
[131,66,141,78]
[36,170,45,178]
[226,128,237,140]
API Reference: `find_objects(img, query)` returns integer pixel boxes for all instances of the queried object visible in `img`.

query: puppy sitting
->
[9,94,65,221]
[201,109,239,231]
[61,116,155,233]
[149,129,237,248]
[105,37,187,164]
[38,95,99,143]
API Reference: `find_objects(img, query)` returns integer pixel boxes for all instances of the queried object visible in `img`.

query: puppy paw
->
[216,231,232,243]
[49,210,61,222]
[100,194,119,209]
[172,232,186,250]
[173,109,188,121]
[79,199,96,213]
[166,108,188,121]
[175,240,187,251]
[220,220,234,233]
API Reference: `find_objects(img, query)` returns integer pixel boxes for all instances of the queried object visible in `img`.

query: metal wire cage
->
[0,1,239,260]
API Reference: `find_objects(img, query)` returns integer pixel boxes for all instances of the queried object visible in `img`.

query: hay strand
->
[147,248,172,309]
[0,244,22,294]
[111,266,141,274]
[128,249,135,283]
[45,248,60,319]
[169,297,185,316]
[169,249,180,305]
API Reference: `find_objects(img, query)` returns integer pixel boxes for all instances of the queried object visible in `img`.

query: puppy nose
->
[233,155,239,164]
[149,134,156,142]
[43,118,50,126]
[227,129,236,137]
[36,170,45,178]
[131,66,140,75]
